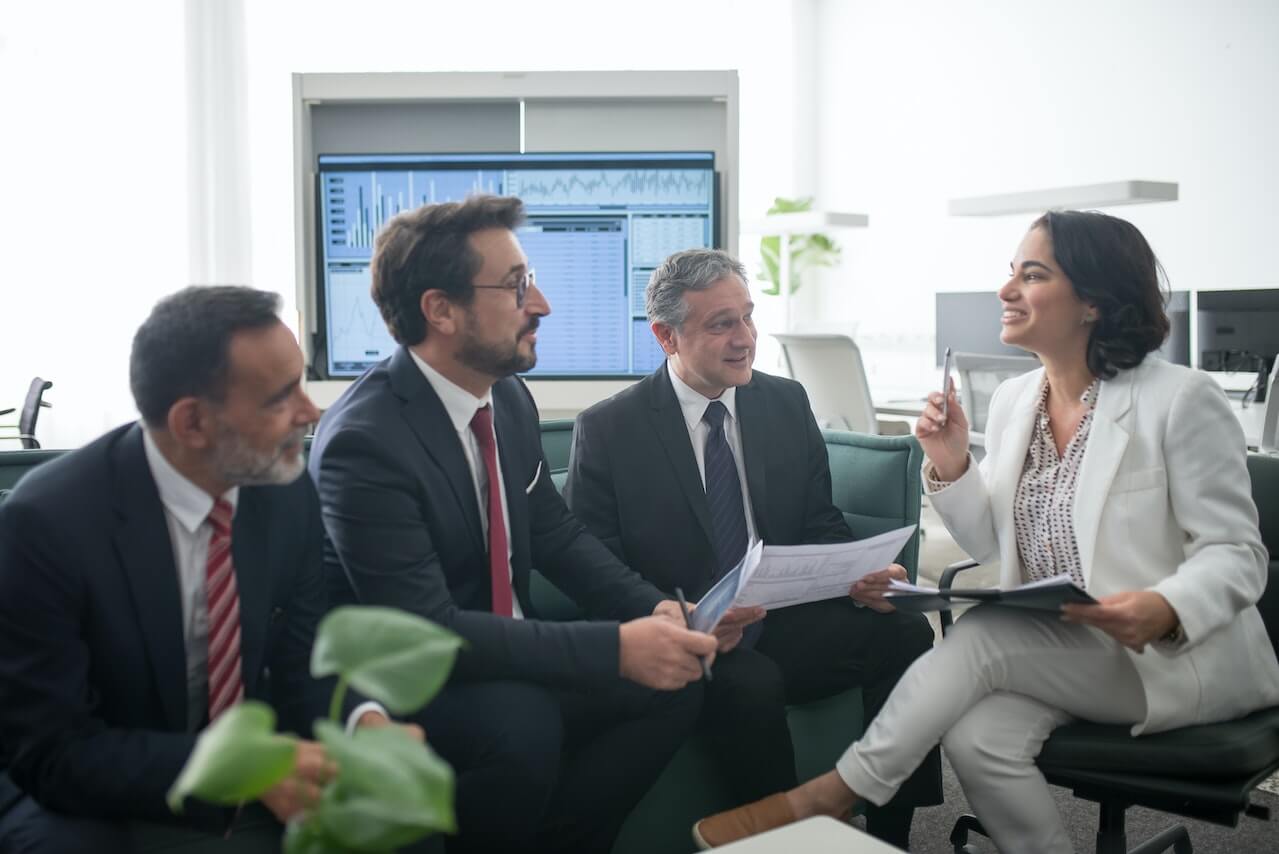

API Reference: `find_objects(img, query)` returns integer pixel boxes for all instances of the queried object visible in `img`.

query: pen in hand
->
[674,586,713,682]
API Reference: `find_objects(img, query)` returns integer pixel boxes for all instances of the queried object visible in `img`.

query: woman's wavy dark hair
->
[1031,210,1170,379]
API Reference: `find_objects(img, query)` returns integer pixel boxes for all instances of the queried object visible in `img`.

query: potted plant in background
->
[756,196,842,296]
[167,606,464,853]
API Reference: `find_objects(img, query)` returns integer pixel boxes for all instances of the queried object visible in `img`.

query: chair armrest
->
[938,558,981,591]
[939,559,981,636]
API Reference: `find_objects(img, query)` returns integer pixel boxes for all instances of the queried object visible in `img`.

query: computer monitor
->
[1197,289,1279,371]
[935,292,1033,366]
[315,151,717,379]
[935,290,1191,367]
[1198,288,1279,403]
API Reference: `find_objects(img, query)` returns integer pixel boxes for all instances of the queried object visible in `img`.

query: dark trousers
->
[0,793,281,854]
[416,677,702,854]
[697,599,943,848]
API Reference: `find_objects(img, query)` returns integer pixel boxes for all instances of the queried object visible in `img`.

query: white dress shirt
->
[410,350,523,619]
[141,428,239,733]
[667,365,759,545]
[144,428,386,733]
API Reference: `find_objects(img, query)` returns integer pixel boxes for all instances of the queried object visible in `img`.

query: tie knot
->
[208,498,233,535]
[470,404,494,440]
[702,400,729,429]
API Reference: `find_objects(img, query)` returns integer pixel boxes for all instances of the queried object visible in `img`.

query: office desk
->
[1231,399,1266,450]
[715,817,900,853]
[874,399,926,418]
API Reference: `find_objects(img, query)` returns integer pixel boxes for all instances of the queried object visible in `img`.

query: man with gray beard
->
[0,286,391,853]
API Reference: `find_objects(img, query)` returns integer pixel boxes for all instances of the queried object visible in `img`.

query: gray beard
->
[210,424,307,486]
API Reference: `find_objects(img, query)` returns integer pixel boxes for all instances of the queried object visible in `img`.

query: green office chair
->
[538,418,575,492]
[942,452,1279,854]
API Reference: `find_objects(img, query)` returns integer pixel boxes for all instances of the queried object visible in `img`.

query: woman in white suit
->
[694,211,1279,852]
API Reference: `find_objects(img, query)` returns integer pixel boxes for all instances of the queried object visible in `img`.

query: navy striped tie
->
[702,401,748,582]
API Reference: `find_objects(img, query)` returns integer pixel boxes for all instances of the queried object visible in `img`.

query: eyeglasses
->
[473,268,535,308]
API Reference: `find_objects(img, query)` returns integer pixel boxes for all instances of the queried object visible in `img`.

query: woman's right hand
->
[915,384,971,482]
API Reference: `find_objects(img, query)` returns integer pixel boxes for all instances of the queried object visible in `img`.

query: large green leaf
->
[310,720,456,850]
[166,702,298,813]
[311,606,464,715]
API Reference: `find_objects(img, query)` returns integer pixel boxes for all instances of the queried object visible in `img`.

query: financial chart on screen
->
[317,151,716,378]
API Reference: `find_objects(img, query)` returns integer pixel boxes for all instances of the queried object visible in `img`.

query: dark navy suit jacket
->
[564,364,852,600]
[309,347,664,688]
[0,424,328,822]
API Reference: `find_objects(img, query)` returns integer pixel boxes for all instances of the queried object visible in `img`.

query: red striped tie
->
[206,498,244,723]
[469,405,514,617]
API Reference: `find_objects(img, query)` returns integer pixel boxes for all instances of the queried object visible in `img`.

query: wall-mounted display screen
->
[316,151,716,378]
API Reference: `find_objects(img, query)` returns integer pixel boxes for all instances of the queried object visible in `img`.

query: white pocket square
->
[525,461,543,494]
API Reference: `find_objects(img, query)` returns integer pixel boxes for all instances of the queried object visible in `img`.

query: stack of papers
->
[883,573,1096,612]
[690,525,918,633]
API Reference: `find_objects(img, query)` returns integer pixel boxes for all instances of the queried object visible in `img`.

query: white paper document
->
[692,525,917,630]
[732,525,917,610]
[688,539,764,633]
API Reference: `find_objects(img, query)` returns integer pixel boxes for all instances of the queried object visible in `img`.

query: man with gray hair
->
[565,248,942,848]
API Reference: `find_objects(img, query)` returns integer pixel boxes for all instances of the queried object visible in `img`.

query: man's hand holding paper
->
[710,606,767,652]
[850,563,910,613]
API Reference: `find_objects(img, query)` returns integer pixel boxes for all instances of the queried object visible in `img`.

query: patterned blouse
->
[1013,378,1101,586]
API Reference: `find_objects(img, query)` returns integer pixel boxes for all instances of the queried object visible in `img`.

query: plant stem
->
[329,677,349,723]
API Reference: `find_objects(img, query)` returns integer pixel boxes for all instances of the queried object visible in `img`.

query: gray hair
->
[646,249,749,329]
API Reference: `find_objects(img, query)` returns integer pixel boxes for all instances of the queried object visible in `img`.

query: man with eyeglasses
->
[309,194,715,854]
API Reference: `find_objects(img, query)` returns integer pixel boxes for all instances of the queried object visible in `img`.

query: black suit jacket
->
[0,424,328,822]
[565,364,852,599]
[308,347,664,688]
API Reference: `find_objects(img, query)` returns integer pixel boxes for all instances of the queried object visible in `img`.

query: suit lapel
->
[734,378,769,541]
[1073,371,1133,586]
[649,365,715,548]
[991,376,1041,586]
[111,426,188,731]
[390,348,485,552]
[229,489,272,697]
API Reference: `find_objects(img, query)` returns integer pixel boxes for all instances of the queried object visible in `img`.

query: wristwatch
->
[1160,621,1186,647]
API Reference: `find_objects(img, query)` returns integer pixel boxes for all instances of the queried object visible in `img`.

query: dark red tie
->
[206,498,244,722]
[469,405,514,617]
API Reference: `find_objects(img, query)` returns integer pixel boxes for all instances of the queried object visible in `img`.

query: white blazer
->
[929,357,1279,734]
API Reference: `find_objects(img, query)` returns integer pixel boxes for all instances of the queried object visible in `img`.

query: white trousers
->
[835,605,1148,854]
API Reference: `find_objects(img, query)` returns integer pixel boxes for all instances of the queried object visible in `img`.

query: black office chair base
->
[948,808,1193,854]
[949,813,986,853]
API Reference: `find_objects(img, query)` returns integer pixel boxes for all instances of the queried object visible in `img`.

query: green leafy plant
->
[168,606,465,853]
[757,196,842,296]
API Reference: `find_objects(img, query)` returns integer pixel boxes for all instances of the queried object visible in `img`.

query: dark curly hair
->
[1031,210,1170,379]
[370,195,526,346]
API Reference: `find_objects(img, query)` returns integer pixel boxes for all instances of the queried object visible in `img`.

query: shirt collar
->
[409,348,495,435]
[667,362,738,434]
[141,426,239,534]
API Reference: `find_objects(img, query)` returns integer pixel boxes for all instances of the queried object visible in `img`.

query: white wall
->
[6,0,1275,447]
[0,0,816,449]
[805,0,1279,398]
[0,1,187,450]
